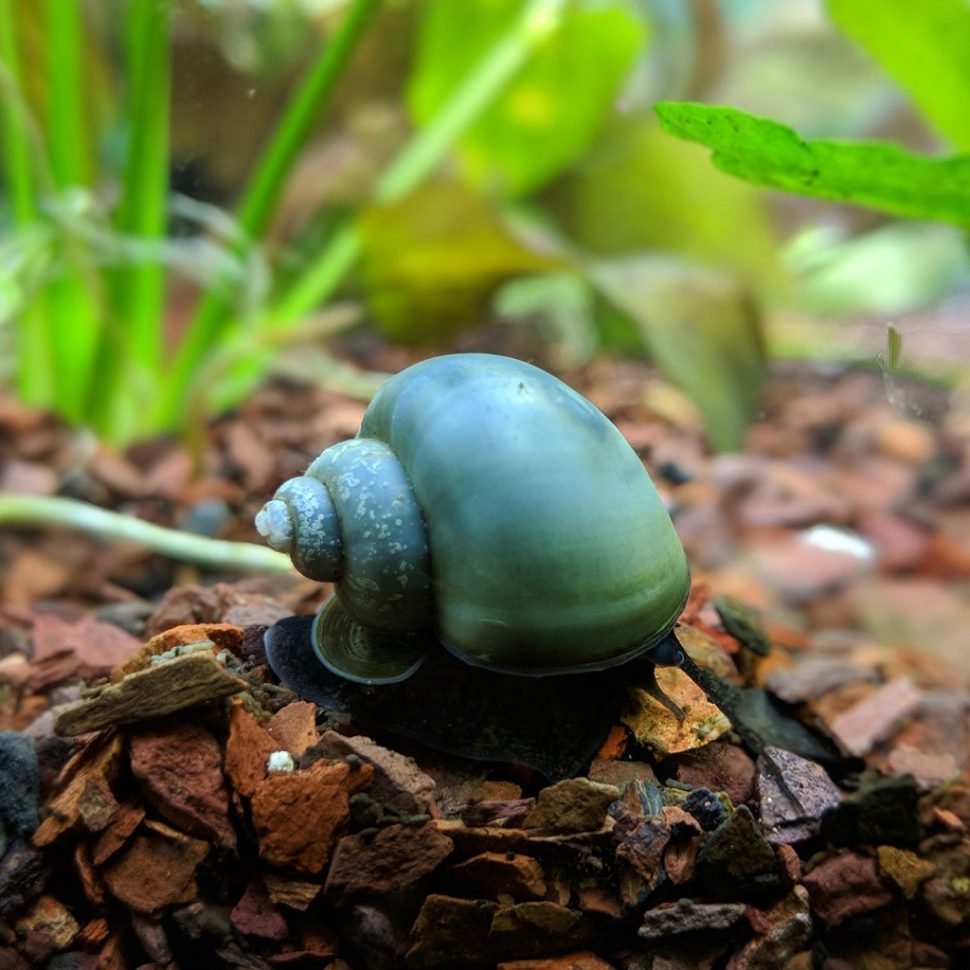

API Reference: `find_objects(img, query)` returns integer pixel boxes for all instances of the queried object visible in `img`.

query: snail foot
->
[313,595,430,685]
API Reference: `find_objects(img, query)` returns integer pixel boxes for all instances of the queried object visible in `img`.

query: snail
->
[256,353,691,713]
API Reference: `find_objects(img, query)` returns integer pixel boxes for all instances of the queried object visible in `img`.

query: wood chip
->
[110,622,244,682]
[33,732,125,847]
[827,677,923,757]
[54,651,247,736]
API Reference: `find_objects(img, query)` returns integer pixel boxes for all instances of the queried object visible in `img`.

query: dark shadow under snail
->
[257,353,697,776]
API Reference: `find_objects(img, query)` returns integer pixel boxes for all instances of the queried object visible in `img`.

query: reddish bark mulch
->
[1,348,968,968]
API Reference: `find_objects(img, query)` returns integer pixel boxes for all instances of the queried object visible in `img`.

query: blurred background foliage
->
[1,0,968,452]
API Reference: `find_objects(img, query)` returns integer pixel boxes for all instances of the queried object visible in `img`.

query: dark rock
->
[0,950,29,970]
[693,805,781,899]
[734,690,843,768]
[130,912,173,964]
[876,845,935,900]
[615,817,673,892]
[713,596,771,656]
[522,779,620,835]
[442,851,547,901]
[325,823,454,898]
[313,731,437,817]
[343,904,406,970]
[587,759,657,789]
[94,600,154,637]
[0,732,39,841]
[725,886,813,969]
[462,799,535,828]
[169,901,235,954]
[0,840,48,919]
[919,835,970,931]
[823,774,921,848]
[639,900,747,938]
[239,624,272,667]
[802,851,894,926]
[32,736,76,801]
[682,787,726,831]
[633,935,734,969]
[674,742,756,808]
[757,747,842,844]
[488,902,594,961]
[231,878,288,942]
[45,954,98,970]
[407,894,498,969]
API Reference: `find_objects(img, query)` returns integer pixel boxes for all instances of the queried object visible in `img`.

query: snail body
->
[257,353,690,686]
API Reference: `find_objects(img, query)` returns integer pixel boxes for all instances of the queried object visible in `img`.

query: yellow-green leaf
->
[827,0,970,151]
[357,180,560,342]
[408,0,646,196]
[592,256,765,452]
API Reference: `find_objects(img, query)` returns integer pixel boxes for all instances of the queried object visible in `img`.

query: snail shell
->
[256,353,690,684]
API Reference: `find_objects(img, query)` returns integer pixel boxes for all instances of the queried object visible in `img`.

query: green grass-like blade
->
[187,0,566,424]
[268,0,566,328]
[87,0,172,442]
[159,0,382,429]
[655,103,970,227]
[0,5,37,225]
[45,0,100,422]
[0,1,52,406]
[46,0,89,188]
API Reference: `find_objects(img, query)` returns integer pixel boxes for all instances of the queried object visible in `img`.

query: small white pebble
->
[266,750,295,773]
[799,524,875,562]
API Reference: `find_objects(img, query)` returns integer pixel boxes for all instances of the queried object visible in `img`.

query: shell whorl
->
[256,438,432,634]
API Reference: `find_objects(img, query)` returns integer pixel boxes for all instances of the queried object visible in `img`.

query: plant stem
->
[0,2,52,406]
[201,0,565,414]
[235,0,383,240]
[0,7,37,225]
[46,0,89,189]
[160,0,382,429]
[0,496,293,573]
[87,0,172,443]
[45,0,98,422]
[265,0,565,330]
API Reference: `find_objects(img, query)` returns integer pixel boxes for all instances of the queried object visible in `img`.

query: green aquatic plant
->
[1,0,579,445]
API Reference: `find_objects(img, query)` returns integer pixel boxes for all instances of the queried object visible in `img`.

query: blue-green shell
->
[257,353,690,682]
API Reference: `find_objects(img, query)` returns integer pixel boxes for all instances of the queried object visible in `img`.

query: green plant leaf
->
[408,0,646,197]
[827,0,970,151]
[591,255,765,452]
[357,181,560,342]
[548,115,783,293]
[656,102,970,228]
[785,222,970,316]
[494,272,598,365]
